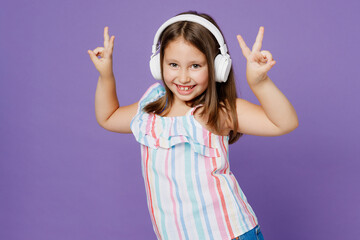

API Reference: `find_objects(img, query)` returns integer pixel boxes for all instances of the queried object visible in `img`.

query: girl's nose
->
[178,70,191,84]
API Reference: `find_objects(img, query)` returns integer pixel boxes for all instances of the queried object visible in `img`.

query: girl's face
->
[162,37,209,105]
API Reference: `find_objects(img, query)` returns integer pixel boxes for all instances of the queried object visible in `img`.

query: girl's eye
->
[169,63,178,68]
[191,64,200,69]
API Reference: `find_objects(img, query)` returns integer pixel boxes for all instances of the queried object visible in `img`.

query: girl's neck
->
[161,101,192,117]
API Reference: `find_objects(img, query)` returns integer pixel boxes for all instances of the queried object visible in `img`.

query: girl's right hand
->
[88,26,115,78]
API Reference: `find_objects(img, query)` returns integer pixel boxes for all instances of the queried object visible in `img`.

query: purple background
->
[1,0,359,239]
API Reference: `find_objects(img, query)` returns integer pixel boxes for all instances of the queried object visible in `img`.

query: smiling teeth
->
[177,85,194,91]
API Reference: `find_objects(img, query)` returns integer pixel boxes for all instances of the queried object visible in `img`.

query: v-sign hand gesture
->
[88,26,115,78]
[237,26,276,86]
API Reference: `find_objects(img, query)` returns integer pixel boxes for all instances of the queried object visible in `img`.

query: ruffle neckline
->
[131,83,228,158]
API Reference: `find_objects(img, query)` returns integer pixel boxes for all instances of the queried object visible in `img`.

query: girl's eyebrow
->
[164,59,206,64]
[164,58,179,62]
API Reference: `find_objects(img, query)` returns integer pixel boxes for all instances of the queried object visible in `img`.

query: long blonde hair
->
[144,11,242,144]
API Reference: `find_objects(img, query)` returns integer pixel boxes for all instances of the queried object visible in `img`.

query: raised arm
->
[88,26,138,133]
[235,27,299,136]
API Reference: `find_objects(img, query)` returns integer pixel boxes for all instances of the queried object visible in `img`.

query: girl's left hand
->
[237,26,276,86]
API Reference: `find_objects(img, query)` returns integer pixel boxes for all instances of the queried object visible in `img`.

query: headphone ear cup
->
[214,54,232,83]
[149,53,162,80]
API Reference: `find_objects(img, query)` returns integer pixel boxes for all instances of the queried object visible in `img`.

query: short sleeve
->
[136,82,165,114]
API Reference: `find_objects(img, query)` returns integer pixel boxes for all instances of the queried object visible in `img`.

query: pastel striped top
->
[130,83,258,240]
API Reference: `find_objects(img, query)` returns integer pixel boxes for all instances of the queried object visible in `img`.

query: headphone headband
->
[151,14,228,56]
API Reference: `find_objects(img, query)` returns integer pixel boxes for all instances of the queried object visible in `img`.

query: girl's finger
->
[93,47,104,53]
[260,50,276,71]
[252,26,264,52]
[88,50,99,64]
[109,35,115,51]
[104,26,109,48]
[253,52,267,63]
[237,35,251,58]
[261,59,276,73]
[93,47,105,58]
[260,50,273,62]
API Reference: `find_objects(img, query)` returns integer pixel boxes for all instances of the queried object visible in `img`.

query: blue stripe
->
[190,117,215,240]
[184,143,205,239]
[174,118,178,135]
[136,111,143,138]
[160,117,166,139]
[139,83,165,111]
[188,115,197,140]
[143,133,149,147]
[172,145,189,240]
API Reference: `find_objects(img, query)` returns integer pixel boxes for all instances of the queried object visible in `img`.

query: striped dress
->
[130,83,258,240]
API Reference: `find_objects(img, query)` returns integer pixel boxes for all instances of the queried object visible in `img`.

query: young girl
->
[88,11,298,240]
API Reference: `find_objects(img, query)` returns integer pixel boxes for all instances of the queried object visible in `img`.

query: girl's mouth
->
[175,84,196,95]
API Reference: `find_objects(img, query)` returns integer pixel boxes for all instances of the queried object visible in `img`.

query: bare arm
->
[94,75,138,133]
[236,27,298,136]
[94,74,118,126]
[89,27,138,133]
[250,76,298,131]
[236,77,298,136]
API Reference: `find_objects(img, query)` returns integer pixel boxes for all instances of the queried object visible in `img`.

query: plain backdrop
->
[0,0,359,239]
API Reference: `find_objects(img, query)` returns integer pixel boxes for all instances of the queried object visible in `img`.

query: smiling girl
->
[88,10,298,240]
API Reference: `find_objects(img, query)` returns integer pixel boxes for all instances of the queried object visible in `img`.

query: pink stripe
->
[202,127,208,147]
[151,114,157,139]
[145,113,153,135]
[212,157,235,238]
[143,147,162,239]
[223,137,229,174]
[190,106,197,115]
[209,134,235,238]
[164,149,183,239]
[219,136,229,174]
[215,148,220,158]
[191,104,203,115]
[208,132,211,151]
[204,155,228,239]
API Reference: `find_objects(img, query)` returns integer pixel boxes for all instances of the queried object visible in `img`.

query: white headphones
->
[149,14,232,83]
